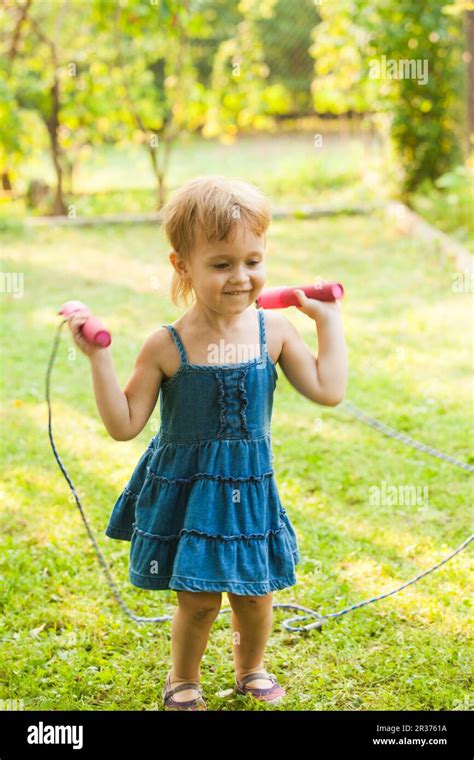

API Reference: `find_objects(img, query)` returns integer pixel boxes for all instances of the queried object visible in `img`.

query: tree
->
[192,0,320,118]
[0,0,127,214]
[99,0,207,208]
[0,0,207,213]
[0,0,33,193]
[203,0,292,141]
[310,0,466,195]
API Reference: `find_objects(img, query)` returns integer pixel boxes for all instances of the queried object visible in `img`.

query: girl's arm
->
[65,309,165,440]
[274,290,348,406]
[89,331,165,441]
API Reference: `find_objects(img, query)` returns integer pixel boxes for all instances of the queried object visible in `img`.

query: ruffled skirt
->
[105,434,300,595]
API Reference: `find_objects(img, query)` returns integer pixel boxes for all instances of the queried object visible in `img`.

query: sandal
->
[162,671,207,711]
[235,670,286,704]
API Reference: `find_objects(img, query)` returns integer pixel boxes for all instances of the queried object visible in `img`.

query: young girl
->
[65,175,348,711]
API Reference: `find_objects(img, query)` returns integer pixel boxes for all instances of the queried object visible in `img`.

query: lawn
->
[0,211,472,711]
[1,130,385,219]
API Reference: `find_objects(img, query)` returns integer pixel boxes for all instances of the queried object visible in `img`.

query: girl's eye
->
[213,261,260,269]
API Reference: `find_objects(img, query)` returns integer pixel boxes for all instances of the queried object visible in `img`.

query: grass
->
[0,211,472,711]
[410,166,474,254]
[1,131,385,219]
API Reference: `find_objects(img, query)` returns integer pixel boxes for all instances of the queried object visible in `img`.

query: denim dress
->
[105,307,300,596]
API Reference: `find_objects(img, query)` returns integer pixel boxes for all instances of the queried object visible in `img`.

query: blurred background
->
[0,0,472,246]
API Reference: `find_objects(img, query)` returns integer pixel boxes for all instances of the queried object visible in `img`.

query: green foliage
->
[310,0,379,115]
[203,0,282,139]
[357,0,465,195]
[0,0,133,208]
[0,0,470,208]
[256,0,319,114]
[0,13,47,186]
[311,0,467,194]
[0,0,208,211]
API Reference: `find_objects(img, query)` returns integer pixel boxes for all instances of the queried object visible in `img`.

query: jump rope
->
[47,283,473,633]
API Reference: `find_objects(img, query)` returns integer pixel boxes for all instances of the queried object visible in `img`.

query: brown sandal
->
[162,672,207,711]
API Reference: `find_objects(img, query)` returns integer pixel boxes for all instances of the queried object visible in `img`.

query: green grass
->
[410,166,474,254]
[2,131,385,218]
[0,212,472,711]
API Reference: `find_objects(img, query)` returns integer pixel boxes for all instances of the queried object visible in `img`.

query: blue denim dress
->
[105,307,300,595]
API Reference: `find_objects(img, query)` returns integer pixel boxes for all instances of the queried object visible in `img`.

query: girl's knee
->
[176,590,222,621]
[227,591,273,611]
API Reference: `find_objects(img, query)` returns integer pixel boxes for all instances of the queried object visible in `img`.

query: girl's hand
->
[293,278,341,322]
[64,310,107,358]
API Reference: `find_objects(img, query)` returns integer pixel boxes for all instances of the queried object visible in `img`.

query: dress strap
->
[163,314,266,367]
[162,324,188,367]
[257,308,268,362]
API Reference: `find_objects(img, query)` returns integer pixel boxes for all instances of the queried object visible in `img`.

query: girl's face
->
[173,223,266,314]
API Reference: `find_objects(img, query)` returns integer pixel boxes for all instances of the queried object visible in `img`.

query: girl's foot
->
[235,669,286,703]
[162,671,207,711]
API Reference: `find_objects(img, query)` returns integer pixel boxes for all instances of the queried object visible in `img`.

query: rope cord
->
[46,320,473,632]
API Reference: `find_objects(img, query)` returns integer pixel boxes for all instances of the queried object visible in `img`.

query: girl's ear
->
[169,250,190,280]
[169,250,179,268]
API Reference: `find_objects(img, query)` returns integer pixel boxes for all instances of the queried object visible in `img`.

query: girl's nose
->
[228,272,251,286]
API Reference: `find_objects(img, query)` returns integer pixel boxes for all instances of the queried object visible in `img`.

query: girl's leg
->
[168,590,222,702]
[227,591,274,688]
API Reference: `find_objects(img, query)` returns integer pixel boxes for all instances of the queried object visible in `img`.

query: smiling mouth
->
[223,290,251,295]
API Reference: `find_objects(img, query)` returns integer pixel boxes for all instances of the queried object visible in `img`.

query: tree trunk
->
[145,136,170,210]
[45,78,66,215]
[1,172,12,191]
[156,135,172,209]
[157,174,166,209]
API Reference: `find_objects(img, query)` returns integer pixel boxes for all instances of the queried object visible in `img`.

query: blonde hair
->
[161,175,272,307]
